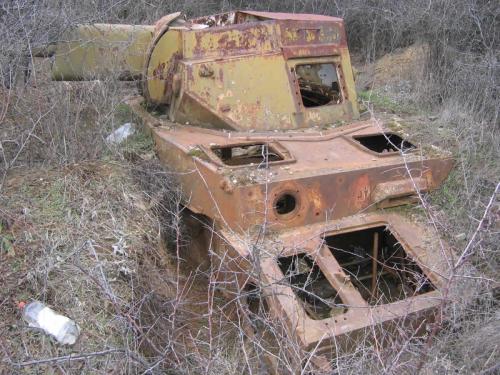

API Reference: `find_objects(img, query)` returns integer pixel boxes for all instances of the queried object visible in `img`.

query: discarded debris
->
[106,123,135,144]
[22,301,80,345]
[112,237,128,256]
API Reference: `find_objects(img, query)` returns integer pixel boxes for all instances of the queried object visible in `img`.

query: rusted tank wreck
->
[41,10,455,372]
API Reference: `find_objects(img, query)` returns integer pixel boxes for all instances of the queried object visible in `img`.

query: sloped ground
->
[355,49,500,374]
[0,161,156,373]
[0,54,252,374]
[0,153,252,374]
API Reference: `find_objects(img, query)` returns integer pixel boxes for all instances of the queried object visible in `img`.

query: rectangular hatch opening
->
[212,143,283,166]
[326,226,434,306]
[353,133,416,153]
[293,63,343,108]
[278,253,347,320]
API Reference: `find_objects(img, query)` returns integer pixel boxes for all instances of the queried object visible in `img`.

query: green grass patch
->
[41,180,67,213]
[358,90,400,112]
[0,222,15,257]
[114,102,136,124]
[121,129,155,155]
[358,89,418,114]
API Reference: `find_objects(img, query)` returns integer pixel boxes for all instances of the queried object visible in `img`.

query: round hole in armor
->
[275,193,297,215]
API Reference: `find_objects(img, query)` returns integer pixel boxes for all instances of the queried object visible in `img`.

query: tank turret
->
[48,11,359,131]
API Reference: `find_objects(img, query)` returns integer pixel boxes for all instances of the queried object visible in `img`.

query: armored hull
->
[40,10,455,372]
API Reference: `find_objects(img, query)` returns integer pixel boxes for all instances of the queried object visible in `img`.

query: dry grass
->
[0,152,257,374]
[0,161,154,373]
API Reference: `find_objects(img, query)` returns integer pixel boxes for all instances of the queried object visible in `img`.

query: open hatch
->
[353,133,416,154]
[293,63,343,108]
[278,253,347,319]
[326,226,434,305]
[211,143,287,166]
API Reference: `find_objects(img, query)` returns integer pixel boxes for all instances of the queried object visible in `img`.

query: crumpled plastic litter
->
[22,301,80,345]
[106,123,135,144]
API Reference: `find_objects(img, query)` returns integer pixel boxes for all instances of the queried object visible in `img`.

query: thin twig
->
[5,349,125,367]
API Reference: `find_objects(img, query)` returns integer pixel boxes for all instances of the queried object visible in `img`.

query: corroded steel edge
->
[128,95,455,368]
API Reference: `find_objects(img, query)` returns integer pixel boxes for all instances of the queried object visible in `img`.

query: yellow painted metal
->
[172,54,359,130]
[182,23,276,59]
[339,47,358,109]
[48,13,360,131]
[286,56,359,127]
[52,24,154,80]
[145,30,182,104]
[165,20,360,130]
[181,54,298,130]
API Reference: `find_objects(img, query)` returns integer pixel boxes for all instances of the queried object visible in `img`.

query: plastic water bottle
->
[22,301,80,345]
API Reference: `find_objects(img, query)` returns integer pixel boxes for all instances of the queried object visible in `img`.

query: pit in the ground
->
[326,226,434,305]
[278,254,346,320]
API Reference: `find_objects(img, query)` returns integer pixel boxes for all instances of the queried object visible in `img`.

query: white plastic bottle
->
[23,301,80,345]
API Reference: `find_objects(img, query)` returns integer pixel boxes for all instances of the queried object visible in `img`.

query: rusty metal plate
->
[218,212,454,369]
[129,97,453,233]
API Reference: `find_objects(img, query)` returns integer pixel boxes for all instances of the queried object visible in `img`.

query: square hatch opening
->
[212,143,284,166]
[353,133,416,153]
[278,253,347,320]
[326,226,434,306]
[293,63,343,108]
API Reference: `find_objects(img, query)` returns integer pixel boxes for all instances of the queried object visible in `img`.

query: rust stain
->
[351,174,371,209]
[153,62,166,79]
